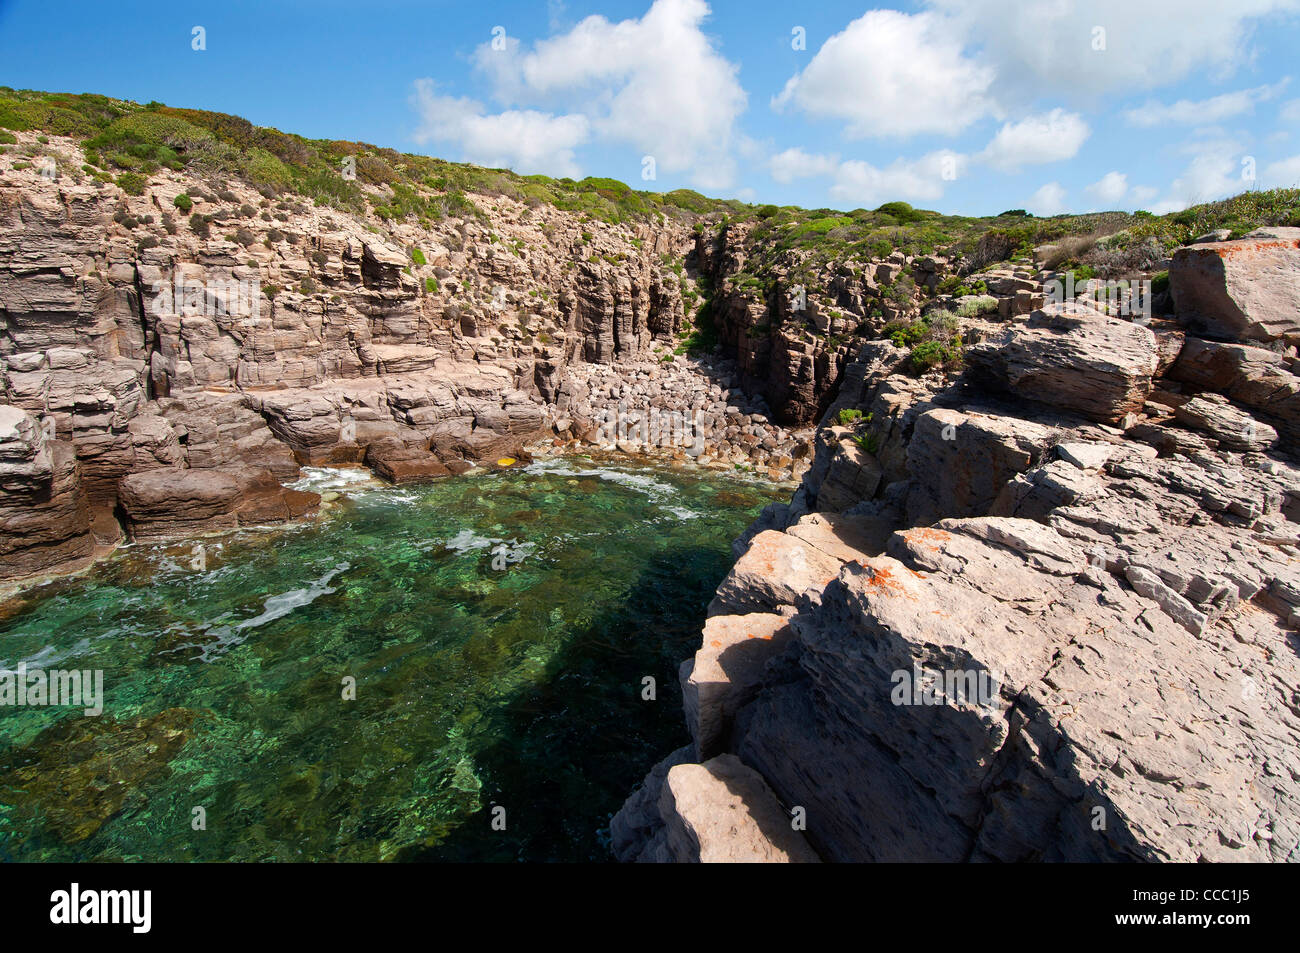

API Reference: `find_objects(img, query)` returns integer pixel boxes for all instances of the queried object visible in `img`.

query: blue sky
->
[3,0,1300,215]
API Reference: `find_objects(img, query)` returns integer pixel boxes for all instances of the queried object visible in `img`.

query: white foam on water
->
[523,458,702,519]
[193,562,350,662]
[291,466,381,493]
[0,637,93,672]
[443,529,501,553]
[663,506,701,520]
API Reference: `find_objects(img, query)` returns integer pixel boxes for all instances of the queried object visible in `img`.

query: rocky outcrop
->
[0,132,815,581]
[966,307,1159,423]
[117,465,319,540]
[617,282,1300,863]
[1170,227,1300,342]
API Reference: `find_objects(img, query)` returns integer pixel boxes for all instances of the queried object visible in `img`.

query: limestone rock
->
[0,406,94,580]
[117,468,242,539]
[1173,393,1278,451]
[707,529,843,616]
[967,309,1159,423]
[681,613,793,760]
[1170,229,1300,341]
[658,755,820,863]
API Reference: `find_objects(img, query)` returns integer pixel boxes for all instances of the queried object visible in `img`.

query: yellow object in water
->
[496,457,516,466]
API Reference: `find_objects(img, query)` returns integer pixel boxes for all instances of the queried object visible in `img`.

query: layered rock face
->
[615,231,1300,863]
[1,133,811,581]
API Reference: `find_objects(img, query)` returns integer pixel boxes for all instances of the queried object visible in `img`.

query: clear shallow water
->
[0,457,784,862]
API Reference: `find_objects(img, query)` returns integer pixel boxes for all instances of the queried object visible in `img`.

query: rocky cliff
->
[0,122,816,583]
[613,228,1300,863]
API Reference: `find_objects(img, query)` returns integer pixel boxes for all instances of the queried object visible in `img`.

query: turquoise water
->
[0,456,784,862]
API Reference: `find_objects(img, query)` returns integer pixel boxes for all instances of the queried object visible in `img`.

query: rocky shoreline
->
[612,228,1300,863]
[6,118,1300,865]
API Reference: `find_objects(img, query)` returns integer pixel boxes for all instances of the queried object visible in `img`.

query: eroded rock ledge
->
[614,230,1300,863]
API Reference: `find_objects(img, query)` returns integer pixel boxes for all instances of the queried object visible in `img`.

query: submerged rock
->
[0,708,199,844]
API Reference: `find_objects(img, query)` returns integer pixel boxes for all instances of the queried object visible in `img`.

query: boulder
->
[658,755,820,863]
[1170,228,1300,342]
[905,408,1056,525]
[707,530,843,616]
[1173,393,1278,452]
[364,438,450,484]
[681,613,794,759]
[966,309,1159,423]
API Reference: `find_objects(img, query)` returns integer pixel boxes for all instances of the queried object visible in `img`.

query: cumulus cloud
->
[829,151,966,206]
[977,109,1091,172]
[774,1,1298,142]
[1026,182,1068,216]
[1123,80,1290,126]
[769,148,840,183]
[464,0,745,186]
[1264,154,1300,185]
[771,10,997,138]
[1085,171,1130,205]
[1146,138,1253,213]
[929,0,1300,102]
[411,81,589,177]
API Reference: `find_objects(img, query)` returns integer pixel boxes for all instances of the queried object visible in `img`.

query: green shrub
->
[838,408,864,425]
[116,171,146,195]
[876,201,925,223]
[410,247,426,266]
[173,192,192,212]
[954,295,997,318]
[909,340,962,372]
[853,432,880,454]
[881,320,926,348]
[424,276,438,293]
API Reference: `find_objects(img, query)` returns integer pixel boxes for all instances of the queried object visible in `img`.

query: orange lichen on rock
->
[859,562,917,600]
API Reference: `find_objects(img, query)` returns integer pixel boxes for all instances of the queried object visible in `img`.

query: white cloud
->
[1146,138,1252,213]
[1264,154,1300,185]
[771,9,997,139]
[828,151,967,207]
[1123,80,1290,126]
[977,109,1090,172]
[1282,99,1300,121]
[928,0,1300,102]
[765,148,966,207]
[769,148,840,183]
[411,81,589,177]
[1086,171,1129,205]
[1026,182,1068,216]
[468,0,746,186]
[1131,185,1160,204]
